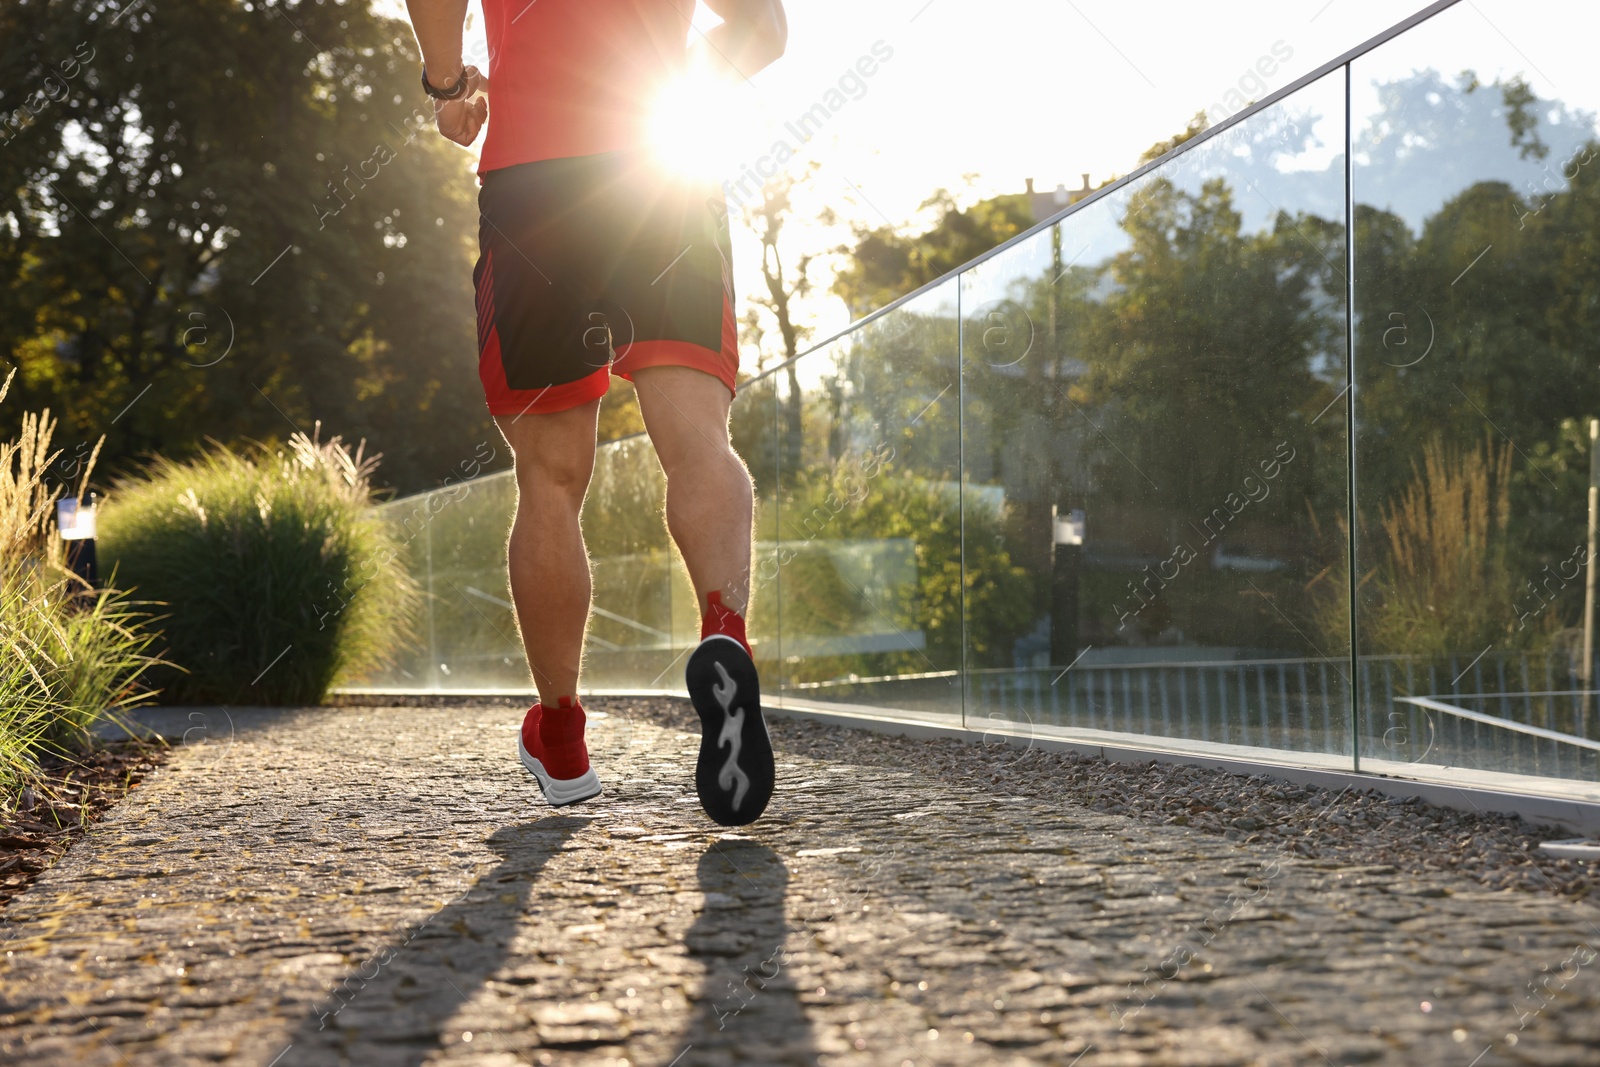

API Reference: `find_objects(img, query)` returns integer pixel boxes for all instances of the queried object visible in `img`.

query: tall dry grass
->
[0,371,160,793]
[1311,435,1544,658]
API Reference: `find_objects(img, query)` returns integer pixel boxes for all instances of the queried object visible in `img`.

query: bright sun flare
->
[646,70,751,181]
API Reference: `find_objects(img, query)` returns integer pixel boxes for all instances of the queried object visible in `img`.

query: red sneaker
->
[518,696,602,807]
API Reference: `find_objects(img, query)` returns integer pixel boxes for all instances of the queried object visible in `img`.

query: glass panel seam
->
[774,374,782,706]
[425,513,438,692]
[958,279,968,732]
[1344,60,1361,775]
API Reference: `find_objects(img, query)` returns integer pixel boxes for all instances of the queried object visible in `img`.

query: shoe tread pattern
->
[686,635,774,826]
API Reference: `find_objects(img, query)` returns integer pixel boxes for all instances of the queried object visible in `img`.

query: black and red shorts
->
[474,150,738,417]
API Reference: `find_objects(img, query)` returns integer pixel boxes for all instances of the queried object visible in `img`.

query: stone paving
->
[2,699,1600,1066]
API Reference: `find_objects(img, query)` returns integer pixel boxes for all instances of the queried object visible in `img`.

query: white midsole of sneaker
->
[517,738,602,807]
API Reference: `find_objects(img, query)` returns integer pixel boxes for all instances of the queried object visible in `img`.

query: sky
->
[385,0,1600,362]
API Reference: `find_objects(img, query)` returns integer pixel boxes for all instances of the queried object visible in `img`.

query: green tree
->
[830,188,1035,318]
[776,458,1032,680]
[1136,110,1209,164]
[0,0,493,495]
[740,166,821,487]
[1075,176,1337,516]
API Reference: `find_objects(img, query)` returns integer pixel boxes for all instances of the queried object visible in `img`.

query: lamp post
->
[1582,419,1598,735]
[1050,505,1085,668]
[57,492,98,587]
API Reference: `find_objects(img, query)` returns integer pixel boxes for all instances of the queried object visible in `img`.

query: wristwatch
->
[421,65,471,101]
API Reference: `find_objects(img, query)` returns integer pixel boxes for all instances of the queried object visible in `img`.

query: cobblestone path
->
[2,700,1598,1066]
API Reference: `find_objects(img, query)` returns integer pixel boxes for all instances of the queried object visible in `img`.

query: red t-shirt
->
[478,0,692,173]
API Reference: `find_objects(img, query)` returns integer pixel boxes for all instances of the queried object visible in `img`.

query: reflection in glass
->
[1352,2,1600,781]
[359,437,689,693]
[734,370,782,686]
[365,471,522,690]
[772,289,964,720]
[961,69,1352,755]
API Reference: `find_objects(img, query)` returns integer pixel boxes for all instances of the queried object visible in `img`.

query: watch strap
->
[421,65,470,101]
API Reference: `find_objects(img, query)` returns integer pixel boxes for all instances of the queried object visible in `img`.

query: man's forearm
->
[405,0,470,87]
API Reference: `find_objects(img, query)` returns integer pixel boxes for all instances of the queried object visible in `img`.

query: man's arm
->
[701,0,787,80]
[405,0,488,146]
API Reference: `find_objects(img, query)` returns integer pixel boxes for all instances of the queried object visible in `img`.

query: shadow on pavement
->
[285,816,588,1067]
[669,839,818,1066]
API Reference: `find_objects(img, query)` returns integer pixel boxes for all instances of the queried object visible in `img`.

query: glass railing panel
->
[773,285,964,721]
[1351,1,1600,781]
[426,472,530,690]
[357,487,438,690]
[360,470,523,690]
[734,371,784,692]
[960,69,1353,759]
[358,373,780,696]
[578,435,683,691]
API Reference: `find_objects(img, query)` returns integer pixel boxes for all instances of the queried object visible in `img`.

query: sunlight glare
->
[647,69,751,181]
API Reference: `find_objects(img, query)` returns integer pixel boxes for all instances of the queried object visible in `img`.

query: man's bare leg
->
[631,365,754,617]
[495,399,601,703]
[633,364,772,827]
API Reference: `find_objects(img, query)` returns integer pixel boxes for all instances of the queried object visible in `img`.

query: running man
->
[404,0,787,826]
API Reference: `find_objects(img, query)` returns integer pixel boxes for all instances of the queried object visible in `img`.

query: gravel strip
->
[611,695,1600,900]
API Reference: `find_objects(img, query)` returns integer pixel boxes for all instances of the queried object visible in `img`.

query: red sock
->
[701,591,751,657]
[539,695,585,746]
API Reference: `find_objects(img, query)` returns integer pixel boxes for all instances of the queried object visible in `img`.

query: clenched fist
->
[432,65,489,147]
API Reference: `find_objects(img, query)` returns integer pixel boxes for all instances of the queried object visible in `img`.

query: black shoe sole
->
[686,635,774,826]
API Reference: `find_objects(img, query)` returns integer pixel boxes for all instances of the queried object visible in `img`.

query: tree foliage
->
[829,188,1035,319]
[0,0,493,495]
[816,70,1600,666]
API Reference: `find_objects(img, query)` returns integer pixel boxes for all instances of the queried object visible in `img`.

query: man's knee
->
[516,448,595,500]
[496,403,599,502]
[658,434,744,481]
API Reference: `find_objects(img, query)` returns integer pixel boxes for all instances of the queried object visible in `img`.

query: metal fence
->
[967,650,1600,780]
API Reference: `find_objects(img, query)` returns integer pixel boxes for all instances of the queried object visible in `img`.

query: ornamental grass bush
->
[0,372,160,794]
[1308,435,1555,660]
[98,429,418,706]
